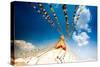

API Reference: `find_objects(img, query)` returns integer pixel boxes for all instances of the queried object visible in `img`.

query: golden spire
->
[55,35,66,51]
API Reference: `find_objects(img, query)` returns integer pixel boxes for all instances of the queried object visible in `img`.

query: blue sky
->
[13,1,97,49]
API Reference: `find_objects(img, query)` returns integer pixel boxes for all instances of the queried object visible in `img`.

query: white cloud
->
[14,40,36,51]
[14,40,38,58]
[74,6,91,33]
[73,6,91,46]
[72,32,89,46]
